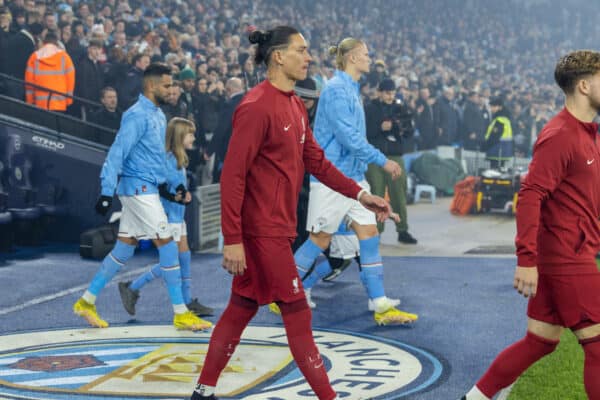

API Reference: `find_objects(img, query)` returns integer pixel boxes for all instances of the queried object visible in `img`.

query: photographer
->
[366,78,417,244]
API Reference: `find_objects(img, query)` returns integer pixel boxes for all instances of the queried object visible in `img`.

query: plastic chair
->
[414,184,436,203]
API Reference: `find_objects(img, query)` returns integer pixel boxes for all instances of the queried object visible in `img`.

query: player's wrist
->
[357,189,371,201]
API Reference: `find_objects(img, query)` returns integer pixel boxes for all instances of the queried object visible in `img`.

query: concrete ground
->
[379,196,517,258]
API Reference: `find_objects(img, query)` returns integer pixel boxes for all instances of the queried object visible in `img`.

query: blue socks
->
[88,241,135,296]
[302,259,332,290]
[358,236,385,299]
[158,241,185,310]
[295,238,323,278]
[179,250,192,304]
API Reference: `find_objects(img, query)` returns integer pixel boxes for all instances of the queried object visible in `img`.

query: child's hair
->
[165,117,195,169]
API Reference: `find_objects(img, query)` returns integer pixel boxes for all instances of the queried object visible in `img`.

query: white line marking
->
[0,266,150,316]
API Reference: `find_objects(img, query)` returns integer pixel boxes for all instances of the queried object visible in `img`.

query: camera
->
[393,99,415,137]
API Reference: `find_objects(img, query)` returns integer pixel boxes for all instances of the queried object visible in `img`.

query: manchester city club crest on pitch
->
[0,325,444,399]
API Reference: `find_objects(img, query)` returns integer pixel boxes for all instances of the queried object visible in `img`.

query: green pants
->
[365,155,408,234]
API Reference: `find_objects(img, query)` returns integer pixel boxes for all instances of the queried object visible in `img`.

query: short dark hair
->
[555,50,600,94]
[43,31,59,44]
[101,86,116,98]
[248,26,299,66]
[143,62,171,81]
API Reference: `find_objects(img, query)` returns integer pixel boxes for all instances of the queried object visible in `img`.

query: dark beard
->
[155,95,168,106]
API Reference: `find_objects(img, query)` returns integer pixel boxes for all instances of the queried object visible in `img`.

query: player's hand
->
[95,195,112,216]
[222,243,247,276]
[358,192,392,222]
[383,159,402,180]
[183,191,192,204]
[513,265,538,298]
[389,212,401,223]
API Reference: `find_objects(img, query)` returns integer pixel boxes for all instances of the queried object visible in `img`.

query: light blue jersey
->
[161,153,186,223]
[311,70,386,183]
[100,94,167,197]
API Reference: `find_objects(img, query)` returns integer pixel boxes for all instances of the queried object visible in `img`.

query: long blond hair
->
[165,117,195,169]
[328,37,364,70]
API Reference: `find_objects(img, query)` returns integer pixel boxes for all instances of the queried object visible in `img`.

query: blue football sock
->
[158,241,185,307]
[130,263,162,291]
[302,259,332,290]
[358,236,385,299]
[88,241,135,296]
[294,238,324,279]
[179,250,192,304]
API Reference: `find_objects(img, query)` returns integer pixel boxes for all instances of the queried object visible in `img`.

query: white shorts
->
[169,221,188,242]
[306,181,376,234]
[118,194,170,240]
[329,233,360,259]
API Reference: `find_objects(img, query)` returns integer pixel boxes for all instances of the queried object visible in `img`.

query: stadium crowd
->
[1,0,599,183]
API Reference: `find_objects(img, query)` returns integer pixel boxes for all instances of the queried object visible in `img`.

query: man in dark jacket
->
[73,40,104,119]
[89,86,121,132]
[415,87,436,150]
[365,78,417,244]
[205,77,245,183]
[118,53,150,110]
[461,90,488,151]
[434,85,460,146]
[4,22,43,100]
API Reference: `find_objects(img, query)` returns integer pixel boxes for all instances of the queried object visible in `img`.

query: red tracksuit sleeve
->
[302,124,362,199]
[220,103,268,245]
[515,129,572,266]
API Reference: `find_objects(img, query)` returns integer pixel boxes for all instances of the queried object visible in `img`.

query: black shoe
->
[397,231,418,244]
[186,298,214,316]
[191,385,218,399]
[322,259,352,282]
[118,281,139,316]
[191,392,217,400]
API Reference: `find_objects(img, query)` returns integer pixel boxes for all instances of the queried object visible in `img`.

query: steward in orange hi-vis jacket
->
[24,32,75,111]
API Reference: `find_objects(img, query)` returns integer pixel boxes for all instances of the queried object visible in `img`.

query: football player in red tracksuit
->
[190,26,394,400]
[461,50,600,400]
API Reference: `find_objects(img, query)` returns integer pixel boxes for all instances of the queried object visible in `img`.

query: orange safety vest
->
[24,44,75,111]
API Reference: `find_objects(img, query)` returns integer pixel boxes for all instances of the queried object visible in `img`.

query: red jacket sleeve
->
[220,102,268,245]
[302,124,362,199]
[515,128,572,266]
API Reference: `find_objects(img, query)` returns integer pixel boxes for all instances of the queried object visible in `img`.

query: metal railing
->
[195,184,221,252]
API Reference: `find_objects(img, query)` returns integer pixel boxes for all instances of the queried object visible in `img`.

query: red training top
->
[516,108,600,274]
[221,80,362,245]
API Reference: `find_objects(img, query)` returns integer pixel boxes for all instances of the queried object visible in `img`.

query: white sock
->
[173,304,188,314]
[82,291,96,304]
[195,384,215,396]
[466,385,490,400]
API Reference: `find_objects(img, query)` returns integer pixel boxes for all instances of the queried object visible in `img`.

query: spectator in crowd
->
[366,78,418,244]
[415,86,436,150]
[178,67,196,120]
[89,86,121,131]
[482,96,514,168]
[161,80,187,122]
[367,59,388,88]
[118,52,150,110]
[434,85,460,146]
[73,39,104,119]
[461,90,488,151]
[25,30,75,112]
[4,22,43,100]
[205,77,244,183]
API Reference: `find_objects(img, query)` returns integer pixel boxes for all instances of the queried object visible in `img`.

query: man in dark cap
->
[482,95,514,168]
[365,78,417,244]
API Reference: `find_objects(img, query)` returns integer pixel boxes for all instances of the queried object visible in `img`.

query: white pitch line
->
[0,266,152,316]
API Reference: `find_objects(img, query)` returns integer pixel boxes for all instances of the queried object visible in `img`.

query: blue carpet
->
[0,249,526,399]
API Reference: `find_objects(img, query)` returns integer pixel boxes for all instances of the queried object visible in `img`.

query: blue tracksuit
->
[100,94,167,197]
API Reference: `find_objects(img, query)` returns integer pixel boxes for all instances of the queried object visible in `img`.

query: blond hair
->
[165,117,195,169]
[328,37,364,70]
